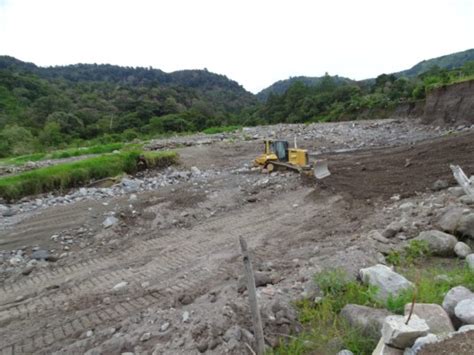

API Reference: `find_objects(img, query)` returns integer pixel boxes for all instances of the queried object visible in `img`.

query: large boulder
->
[437,208,464,234]
[454,242,472,258]
[340,304,393,337]
[359,264,413,302]
[382,314,429,349]
[442,286,474,317]
[403,303,454,335]
[457,213,474,239]
[455,298,474,324]
[414,230,457,256]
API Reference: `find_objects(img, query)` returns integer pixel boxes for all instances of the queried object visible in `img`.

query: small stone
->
[431,179,448,191]
[112,281,128,292]
[454,242,472,258]
[337,350,354,355]
[140,332,151,342]
[382,314,429,349]
[86,330,94,337]
[2,207,16,217]
[454,298,474,324]
[160,322,170,332]
[409,333,438,354]
[32,249,50,261]
[103,216,119,228]
[382,221,403,238]
[182,311,190,323]
[458,324,474,332]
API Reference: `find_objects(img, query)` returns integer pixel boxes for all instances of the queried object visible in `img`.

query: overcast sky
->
[1,0,473,93]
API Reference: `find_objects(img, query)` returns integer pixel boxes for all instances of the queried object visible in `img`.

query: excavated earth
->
[0,118,473,354]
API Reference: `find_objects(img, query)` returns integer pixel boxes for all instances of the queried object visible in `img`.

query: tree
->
[0,124,36,156]
[39,121,63,147]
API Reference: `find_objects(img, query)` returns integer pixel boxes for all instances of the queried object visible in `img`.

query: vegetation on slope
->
[0,151,178,201]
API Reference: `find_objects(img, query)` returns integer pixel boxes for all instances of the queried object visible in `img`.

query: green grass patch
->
[272,269,380,355]
[272,261,474,354]
[0,143,129,166]
[0,150,178,201]
[202,125,242,135]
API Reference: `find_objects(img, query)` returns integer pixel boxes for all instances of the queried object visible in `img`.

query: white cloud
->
[0,0,473,93]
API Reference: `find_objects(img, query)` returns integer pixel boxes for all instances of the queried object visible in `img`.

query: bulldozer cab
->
[270,140,289,162]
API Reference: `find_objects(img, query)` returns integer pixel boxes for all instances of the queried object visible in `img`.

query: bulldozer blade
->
[314,160,331,179]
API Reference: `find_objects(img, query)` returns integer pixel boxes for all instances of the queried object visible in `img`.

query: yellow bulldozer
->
[254,139,330,179]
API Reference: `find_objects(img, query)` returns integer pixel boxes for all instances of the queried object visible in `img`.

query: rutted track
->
[0,191,304,354]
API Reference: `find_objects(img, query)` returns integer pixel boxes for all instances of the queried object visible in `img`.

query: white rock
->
[190,166,201,175]
[454,242,472,258]
[466,254,474,270]
[359,264,413,302]
[140,332,151,342]
[458,324,474,332]
[86,330,94,337]
[182,311,190,323]
[160,322,170,332]
[103,216,119,228]
[382,314,429,349]
[454,298,474,324]
[337,350,354,355]
[112,281,128,292]
[409,333,438,354]
[442,286,473,316]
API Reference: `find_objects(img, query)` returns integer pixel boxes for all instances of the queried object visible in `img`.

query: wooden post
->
[239,236,265,355]
[450,165,474,197]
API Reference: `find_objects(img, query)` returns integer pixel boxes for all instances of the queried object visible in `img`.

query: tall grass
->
[202,125,242,135]
[0,143,129,166]
[0,150,178,201]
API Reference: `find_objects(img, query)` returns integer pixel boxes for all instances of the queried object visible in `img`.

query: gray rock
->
[160,322,170,332]
[112,281,128,292]
[359,264,413,302]
[337,350,354,355]
[190,166,201,175]
[431,179,448,191]
[2,207,16,217]
[403,303,454,335]
[458,213,474,239]
[458,324,474,332]
[223,325,242,342]
[103,216,119,228]
[437,208,464,234]
[454,298,474,324]
[460,195,474,205]
[414,230,457,256]
[409,333,438,354]
[447,186,465,197]
[121,178,141,193]
[182,311,190,322]
[383,221,404,239]
[340,304,393,337]
[32,249,49,261]
[382,314,429,349]
[442,286,474,316]
[467,254,474,270]
[372,338,403,355]
[140,332,151,342]
[454,242,472,258]
[238,271,273,293]
[369,230,392,244]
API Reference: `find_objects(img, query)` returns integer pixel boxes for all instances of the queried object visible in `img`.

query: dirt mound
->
[423,79,474,126]
[315,131,474,200]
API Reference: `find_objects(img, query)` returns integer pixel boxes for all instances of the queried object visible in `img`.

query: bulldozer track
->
[0,202,280,354]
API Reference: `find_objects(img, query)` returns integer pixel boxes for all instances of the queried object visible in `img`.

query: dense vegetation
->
[0,56,256,157]
[1,49,474,158]
[258,61,474,124]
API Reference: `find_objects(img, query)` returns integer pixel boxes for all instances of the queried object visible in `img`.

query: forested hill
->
[256,75,352,102]
[0,56,257,155]
[395,48,474,78]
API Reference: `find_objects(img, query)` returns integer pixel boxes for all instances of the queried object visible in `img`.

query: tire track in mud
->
[0,199,290,354]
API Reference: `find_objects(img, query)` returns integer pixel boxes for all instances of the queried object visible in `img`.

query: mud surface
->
[0,118,473,354]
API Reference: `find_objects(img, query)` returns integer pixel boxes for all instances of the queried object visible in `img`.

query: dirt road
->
[0,120,473,354]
